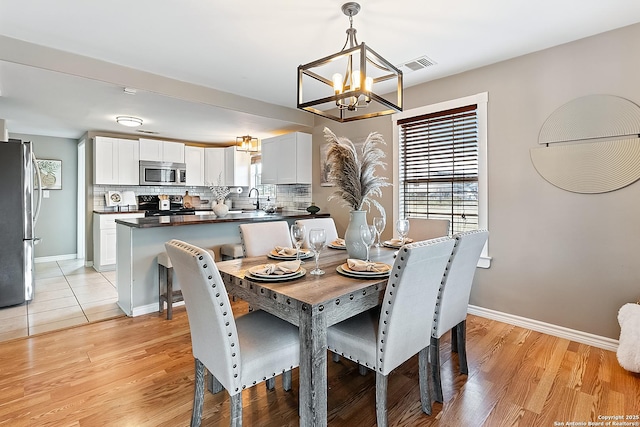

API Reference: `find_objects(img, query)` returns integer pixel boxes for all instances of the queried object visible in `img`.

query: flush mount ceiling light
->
[116,116,143,127]
[236,135,259,152]
[297,2,403,122]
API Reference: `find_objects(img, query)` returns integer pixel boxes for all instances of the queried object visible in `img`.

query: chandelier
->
[297,2,403,122]
[236,135,259,152]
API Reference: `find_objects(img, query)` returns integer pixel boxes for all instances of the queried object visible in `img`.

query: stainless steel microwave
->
[139,161,186,186]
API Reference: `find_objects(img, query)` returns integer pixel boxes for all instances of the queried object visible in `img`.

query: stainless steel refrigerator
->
[0,139,42,307]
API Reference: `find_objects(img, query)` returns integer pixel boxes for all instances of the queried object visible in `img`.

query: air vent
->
[136,129,159,135]
[399,55,437,72]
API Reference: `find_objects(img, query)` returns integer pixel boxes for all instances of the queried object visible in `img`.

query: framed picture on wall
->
[320,143,333,187]
[36,159,62,190]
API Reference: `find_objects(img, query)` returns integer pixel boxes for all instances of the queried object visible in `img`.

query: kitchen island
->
[115,211,328,316]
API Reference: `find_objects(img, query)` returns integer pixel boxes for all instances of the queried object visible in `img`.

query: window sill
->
[478,256,492,269]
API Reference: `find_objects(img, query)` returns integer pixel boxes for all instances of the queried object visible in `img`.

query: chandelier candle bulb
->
[333,73,343,94]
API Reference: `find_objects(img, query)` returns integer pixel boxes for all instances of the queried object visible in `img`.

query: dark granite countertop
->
[93,207,215,215]
[93,209,146,215]
[115,211,330,228]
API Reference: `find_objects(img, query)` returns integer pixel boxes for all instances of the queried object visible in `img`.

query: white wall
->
[312,22,640,340]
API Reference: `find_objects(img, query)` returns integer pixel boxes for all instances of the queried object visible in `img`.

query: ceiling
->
[1,0,640,145]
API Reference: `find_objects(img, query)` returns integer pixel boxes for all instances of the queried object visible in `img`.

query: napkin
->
[346,259,390,273]
[389,238,413,245]
[254,260,301,275]
[274,246,299,256]
[332,238,345,246]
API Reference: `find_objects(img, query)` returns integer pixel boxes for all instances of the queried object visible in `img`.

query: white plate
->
[336,265,389,279]
[248,264,301,278]
[267,250,314,260]
[245,268,306,282]
[383,239,414,249]
[341,262,391,275]
[328,243,346,250]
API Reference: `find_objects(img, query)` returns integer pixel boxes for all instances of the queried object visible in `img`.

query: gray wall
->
[10,133,78,259]
[311,23,640,340]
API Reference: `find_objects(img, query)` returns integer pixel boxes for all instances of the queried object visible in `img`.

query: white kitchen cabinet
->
[261,132,312,184]
[224,147,251,187]
[184,146,205,186]
[93,212,145,272]
[139,138,185,163]
[204,147,225,185]
[94,136,140,185]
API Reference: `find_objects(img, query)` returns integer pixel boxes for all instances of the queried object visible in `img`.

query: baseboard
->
[468,305,619,352]
[34,253,78,263]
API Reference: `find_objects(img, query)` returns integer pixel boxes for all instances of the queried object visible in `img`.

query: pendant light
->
[236,135,259,153]
[297,2,403,122]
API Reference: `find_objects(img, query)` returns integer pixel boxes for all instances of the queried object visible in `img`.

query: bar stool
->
[158,248,215,320]
[220,243,244,260]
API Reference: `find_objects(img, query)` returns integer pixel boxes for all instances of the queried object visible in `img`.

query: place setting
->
[382,218,414,249]
[267,246,314,261]
[327,237,346,250]
[245,260,306,282]
[336,221,392,279]
[337,259,391,279]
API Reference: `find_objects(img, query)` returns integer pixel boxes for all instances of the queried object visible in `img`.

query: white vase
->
[344,210,368,259]
[212,200,229,217]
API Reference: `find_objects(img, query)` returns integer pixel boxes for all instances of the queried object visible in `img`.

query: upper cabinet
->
[139,138,185,163]
[184,146,205,186]
[94,136,140,185]
[261,132,312,184]
[204,147,225,185]
[224,147,251,187]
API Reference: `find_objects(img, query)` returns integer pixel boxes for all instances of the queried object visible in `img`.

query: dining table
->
[215,245,397,427]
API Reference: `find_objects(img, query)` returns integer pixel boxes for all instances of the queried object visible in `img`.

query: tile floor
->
[0,259,125,343]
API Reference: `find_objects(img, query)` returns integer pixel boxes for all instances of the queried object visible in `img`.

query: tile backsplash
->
[93,184,312,212]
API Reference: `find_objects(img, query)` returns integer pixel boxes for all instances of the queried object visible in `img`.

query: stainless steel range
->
[137,195,196,217]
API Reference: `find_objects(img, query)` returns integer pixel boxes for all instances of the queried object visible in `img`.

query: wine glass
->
[360,224,376,261]
[396,219,410,245]
[290,223,306,263]
[373,216,385,248]
[308,228,326,275]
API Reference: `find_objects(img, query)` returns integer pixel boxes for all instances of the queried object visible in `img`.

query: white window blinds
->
[398,104,479,234]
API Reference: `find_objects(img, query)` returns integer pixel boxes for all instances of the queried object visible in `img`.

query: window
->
[393,92,490,267]
[250,154,276,197]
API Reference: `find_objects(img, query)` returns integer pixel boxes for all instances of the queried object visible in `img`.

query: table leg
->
[298,306,327,427]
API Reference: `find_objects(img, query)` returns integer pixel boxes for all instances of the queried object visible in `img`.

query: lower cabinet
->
[93,213,145,272]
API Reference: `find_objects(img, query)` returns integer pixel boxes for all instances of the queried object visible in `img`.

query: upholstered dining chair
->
[295,217,339,249]
[430,229,489,403]
[164,239,300,427]
[239,221,292,257]
[326,237,456,427]
[408,218,451,240]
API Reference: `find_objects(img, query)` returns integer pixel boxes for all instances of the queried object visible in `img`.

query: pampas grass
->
[323,127,390,215]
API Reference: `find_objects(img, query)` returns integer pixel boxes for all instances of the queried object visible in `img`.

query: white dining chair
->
[164,239,300,427]
[295,217,339,249]
[408,217,451,240]
[326,237,456,427]
[430,229,489,403]
[239,221,292,257]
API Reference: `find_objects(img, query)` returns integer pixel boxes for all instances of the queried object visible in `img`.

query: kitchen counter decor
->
[209,172,231,217]
[323,127,390,259]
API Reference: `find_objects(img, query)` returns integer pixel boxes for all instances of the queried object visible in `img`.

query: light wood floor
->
[0,300,638,426]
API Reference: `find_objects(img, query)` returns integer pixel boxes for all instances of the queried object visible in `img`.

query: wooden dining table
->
[216,246,397,427]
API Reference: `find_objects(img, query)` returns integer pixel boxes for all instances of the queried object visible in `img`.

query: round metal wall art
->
[531,94,640,193]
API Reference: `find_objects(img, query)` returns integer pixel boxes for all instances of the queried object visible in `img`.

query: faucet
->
[248,187,260,210]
